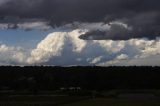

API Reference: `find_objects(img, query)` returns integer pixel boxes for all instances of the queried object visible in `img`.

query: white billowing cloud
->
[106,55,160,66]
[0,23,10,30]
[90,56,103,64]
[98,38,160,66]
[27,31,67,64]
[127,55,160,66]
[27,30,88,65]
[101,54,129,66]
[25,30,160,66]
[0,44,27,65]
[95,40,125,53]
[116,54,129,60]
[1,29,160,66]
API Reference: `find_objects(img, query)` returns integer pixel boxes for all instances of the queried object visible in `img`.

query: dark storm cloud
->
[80,12,160,40]
[79,23,133,40]
[0,0,160,39]
[1,0,159,22]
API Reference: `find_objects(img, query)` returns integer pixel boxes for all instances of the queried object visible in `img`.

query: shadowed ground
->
[60,98,160,106]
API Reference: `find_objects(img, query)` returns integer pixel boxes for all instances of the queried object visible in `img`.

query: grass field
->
[60,98,160,106]
[0,95,89,106]
[1,92,160,106]
[1,97,160,106]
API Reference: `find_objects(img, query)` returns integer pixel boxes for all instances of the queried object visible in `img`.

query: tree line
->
[0,66,160,91]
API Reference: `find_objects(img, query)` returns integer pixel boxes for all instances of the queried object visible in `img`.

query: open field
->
[60,98,160,106]
[1,67,160,105]
[1,94,160,106]
[1,90,160,106]
[0,95,89,106]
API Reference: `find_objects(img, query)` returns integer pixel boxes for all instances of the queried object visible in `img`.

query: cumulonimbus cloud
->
[0,29,160,66]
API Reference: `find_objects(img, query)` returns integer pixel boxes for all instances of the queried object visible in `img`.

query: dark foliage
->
[0,66,160,91]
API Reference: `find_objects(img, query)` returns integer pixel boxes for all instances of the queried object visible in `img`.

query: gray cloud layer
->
[0,0,160,39]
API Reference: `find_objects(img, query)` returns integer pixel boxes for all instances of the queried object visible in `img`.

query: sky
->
[0,0,160,66]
